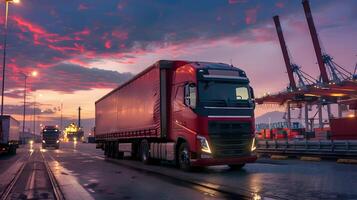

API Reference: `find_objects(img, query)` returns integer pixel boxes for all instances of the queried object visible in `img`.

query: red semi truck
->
[95,60,257,170]
[0,116,20,155]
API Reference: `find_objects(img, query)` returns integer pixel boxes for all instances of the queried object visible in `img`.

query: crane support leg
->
[327,104,332,119]
[338,103,343,118]
[318,104,323,129]
[287,102,291,129]
[305,103,309,132]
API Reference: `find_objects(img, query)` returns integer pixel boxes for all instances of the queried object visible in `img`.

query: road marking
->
[300,156,321,162]
[337,159,357,164]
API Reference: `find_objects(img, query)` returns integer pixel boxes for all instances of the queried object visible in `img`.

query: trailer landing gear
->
[139,140,150,164]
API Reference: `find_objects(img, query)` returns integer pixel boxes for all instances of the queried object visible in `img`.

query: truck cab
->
[42,126,60,149]
[171,62,256,169]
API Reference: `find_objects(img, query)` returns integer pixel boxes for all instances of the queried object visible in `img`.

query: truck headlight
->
[56,140,60,143]
[42,140,46,143]
[197,135,211,154]
[251,138,256,152]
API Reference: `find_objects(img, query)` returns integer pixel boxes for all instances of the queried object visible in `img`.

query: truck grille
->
[208,121,252,158]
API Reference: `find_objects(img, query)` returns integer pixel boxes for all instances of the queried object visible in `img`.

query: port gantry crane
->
[256,0,357,132]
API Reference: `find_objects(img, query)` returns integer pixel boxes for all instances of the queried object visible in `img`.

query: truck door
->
[171,65,198,151]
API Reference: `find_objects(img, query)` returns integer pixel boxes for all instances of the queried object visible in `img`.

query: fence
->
[257,139,357,157]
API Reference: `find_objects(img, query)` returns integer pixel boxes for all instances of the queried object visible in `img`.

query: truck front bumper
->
[43,143,59,147]
[190,155,257,166]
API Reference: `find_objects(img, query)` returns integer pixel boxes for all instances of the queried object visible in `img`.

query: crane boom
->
[302,0,329,84]
[273,15,297,90]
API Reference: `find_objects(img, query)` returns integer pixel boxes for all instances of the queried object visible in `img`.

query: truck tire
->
[228,164,245,170]
[178,142,192,171]
[139,140,150,164]
[110,142,116,158]
[8,145,16,155]
[108,142,114,158]
[113,142,123,159]
[104,142,109,157]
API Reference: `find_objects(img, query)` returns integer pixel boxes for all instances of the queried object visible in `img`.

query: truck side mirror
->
[250,86,255,99]
[184,83,197,109]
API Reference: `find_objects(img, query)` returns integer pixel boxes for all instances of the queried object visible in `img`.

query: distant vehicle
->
[95,60,257,171]
[42,126,60,149]
[0,116,20,155]
[64,123,84,142]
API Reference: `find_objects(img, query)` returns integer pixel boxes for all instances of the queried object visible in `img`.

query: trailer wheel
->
[104,142,109,157]
[178,142,192,171]
[139,140,150,164]
[109,142,115,158]
[228,164,245,170]
[8,145,16,155]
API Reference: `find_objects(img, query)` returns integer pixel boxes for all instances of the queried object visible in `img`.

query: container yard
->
[255,0,357,157]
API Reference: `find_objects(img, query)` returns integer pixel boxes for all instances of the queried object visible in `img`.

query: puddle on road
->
[44,154,95,200]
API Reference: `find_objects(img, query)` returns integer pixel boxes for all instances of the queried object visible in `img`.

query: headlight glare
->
[197,135,211,154]
[251,137,256,152]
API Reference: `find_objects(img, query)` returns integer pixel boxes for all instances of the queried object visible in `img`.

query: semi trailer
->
[95,60,257,170]
[0,116,20,155]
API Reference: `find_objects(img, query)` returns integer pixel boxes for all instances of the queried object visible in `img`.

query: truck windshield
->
[198,81,250,105]
[43,130,59,137]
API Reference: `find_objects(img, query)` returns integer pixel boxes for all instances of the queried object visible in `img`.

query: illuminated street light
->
[21,71,38,139]
[1,0,21,116]
[31,71,38,77]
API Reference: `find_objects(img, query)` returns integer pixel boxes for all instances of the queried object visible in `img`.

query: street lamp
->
[21,71,37,135]
[1,0,21,116]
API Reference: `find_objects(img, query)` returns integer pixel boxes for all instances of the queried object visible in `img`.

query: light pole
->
[1,0,20,116]
[21,71,37,135]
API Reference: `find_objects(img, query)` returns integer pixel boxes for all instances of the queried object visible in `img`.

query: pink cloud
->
[275,2,284,9]
[245,7,259,25]
[105,40,112,49]
[112,29,128,41]
[78,3,89,11]
[228,0,247,4]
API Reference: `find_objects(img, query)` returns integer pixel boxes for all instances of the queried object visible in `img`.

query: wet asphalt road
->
[1,142,357,200]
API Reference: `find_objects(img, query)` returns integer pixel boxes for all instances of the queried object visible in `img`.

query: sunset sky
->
[1,0,356,133]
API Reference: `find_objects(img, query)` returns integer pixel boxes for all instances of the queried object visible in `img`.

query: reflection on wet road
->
[1,142,357,200]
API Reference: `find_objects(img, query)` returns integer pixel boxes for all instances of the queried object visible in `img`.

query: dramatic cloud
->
[31,63,133,93]
[4,104,56,116]
[0,0,354,125]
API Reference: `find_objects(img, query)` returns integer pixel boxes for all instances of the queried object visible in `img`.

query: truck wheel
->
[108,142,114,158]
[228,164,245,170]
[114,142,123,159]
[104,142,109,156]
[110,142,116,158]
[178,142,192,171]
[139,140,150,164]
[8,146,16,155]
